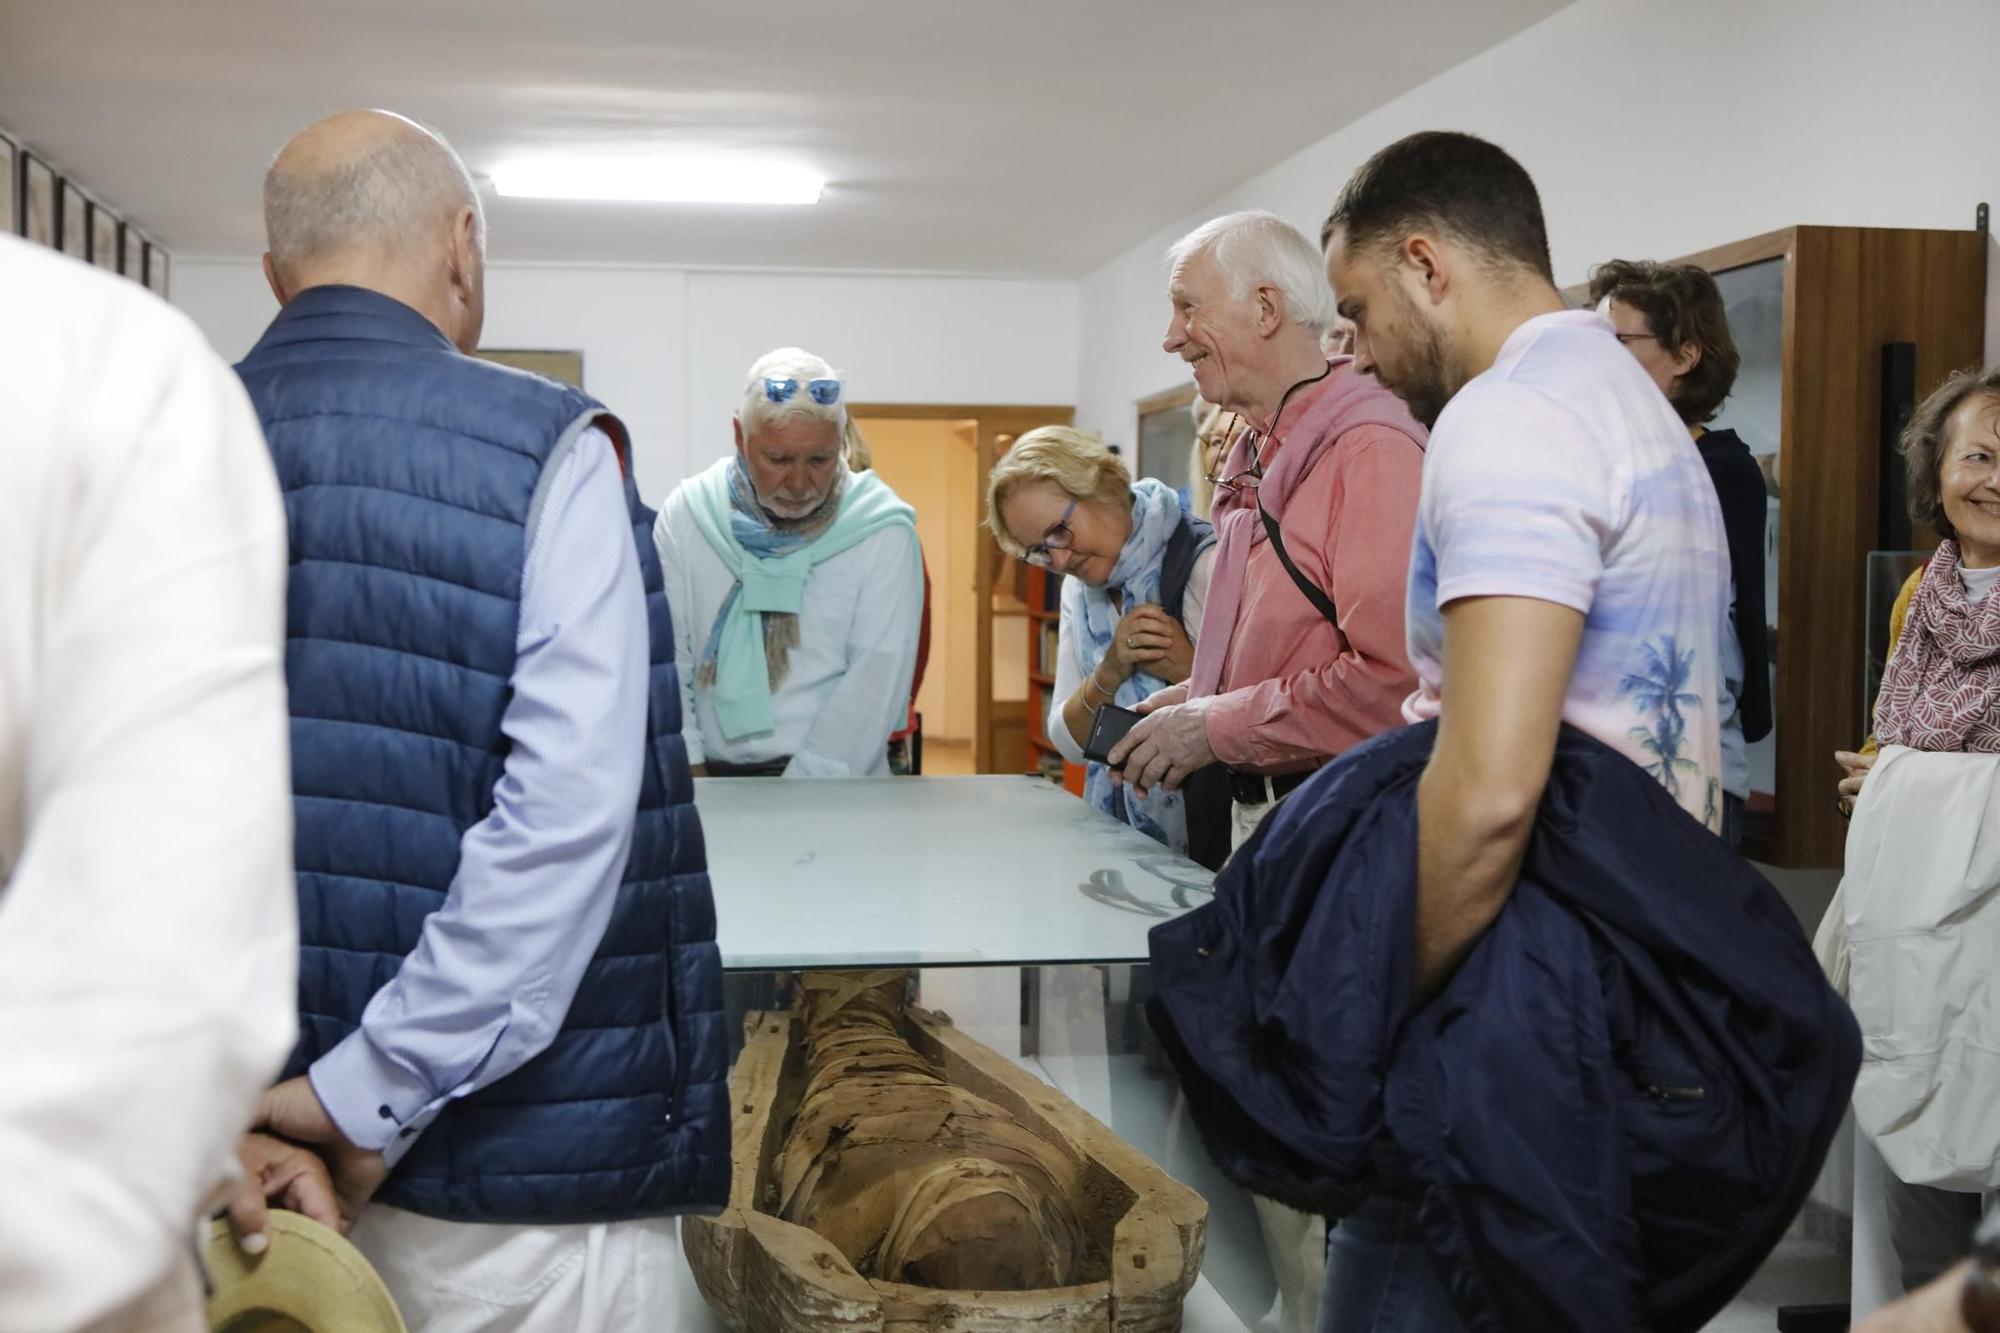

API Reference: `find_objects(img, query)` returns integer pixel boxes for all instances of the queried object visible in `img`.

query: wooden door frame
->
[851,403,1075,773]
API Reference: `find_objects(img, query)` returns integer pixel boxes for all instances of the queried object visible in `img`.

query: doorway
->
[855,416,981,774]
[849,403,1075,775]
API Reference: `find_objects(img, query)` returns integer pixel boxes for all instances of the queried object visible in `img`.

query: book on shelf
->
[1035,750,1065,784]
[1041,570,1062,612]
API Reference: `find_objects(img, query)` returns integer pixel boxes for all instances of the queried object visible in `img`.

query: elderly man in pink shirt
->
[1114,210,1425,843]
[1110,209,1425,1331]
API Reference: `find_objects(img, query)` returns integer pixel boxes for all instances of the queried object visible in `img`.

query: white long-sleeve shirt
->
[307,427,647,1163]
[0,237,297,1332]
[654,481,922,778]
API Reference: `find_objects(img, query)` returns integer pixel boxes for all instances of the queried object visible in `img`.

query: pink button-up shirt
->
[1201,386,1425,774]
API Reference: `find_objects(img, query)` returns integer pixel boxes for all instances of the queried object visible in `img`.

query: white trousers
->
[1233,793,1326,1333]
[348,1205,681,1333]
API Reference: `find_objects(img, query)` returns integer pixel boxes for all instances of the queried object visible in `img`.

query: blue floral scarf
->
[1069,478,1211,851]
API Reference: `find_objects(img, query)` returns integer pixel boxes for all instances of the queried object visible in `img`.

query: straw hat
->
[202,1211,406,1333]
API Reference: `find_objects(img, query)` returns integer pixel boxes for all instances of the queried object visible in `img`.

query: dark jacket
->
[1160,511,1230,872]
[1148,722,1856,1332]
[237,285,729,1222]
[1699,427,1772,743]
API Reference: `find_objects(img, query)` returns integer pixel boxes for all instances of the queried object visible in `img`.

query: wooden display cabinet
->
[1657,225,1985,866]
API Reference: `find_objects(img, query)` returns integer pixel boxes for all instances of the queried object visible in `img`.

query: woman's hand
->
[1123,606,1195,684]
[1835,749,1877,805]
[1100,606,1174,682]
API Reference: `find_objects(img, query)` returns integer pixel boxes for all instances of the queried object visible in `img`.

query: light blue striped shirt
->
[308,427,648,1162]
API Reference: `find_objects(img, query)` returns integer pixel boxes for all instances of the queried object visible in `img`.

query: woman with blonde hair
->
[1185,400,1242,524]
[988,426,1226,866]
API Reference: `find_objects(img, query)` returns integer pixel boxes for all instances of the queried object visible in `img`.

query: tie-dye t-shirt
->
[1402,310,1730,832]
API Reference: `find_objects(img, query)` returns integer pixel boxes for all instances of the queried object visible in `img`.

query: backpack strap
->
[1158,512,1212,627]
[1258,498,1340,629]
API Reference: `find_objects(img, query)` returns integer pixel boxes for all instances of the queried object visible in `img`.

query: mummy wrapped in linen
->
[684,971,1208,1331]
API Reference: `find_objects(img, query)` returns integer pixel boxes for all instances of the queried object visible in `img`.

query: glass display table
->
[684,775,1261,1331]
[698,775,1216,970]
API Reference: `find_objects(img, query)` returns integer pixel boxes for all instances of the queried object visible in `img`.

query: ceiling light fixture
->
[490,156,824,206]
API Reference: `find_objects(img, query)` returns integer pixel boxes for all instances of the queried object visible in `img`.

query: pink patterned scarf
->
[1875,540,2000,753]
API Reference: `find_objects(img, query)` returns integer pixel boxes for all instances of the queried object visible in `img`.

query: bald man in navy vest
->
[237,109,726,1330]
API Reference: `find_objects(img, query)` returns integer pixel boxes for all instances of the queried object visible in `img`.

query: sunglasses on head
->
[764,376,844,406]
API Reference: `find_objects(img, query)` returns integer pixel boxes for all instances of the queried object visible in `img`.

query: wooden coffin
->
[685,996,1208,1331]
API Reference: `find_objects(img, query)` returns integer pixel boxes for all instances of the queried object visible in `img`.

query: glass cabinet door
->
[1712,258,1784,835]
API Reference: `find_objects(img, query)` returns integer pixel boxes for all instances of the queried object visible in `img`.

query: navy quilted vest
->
[236,285,728,1222]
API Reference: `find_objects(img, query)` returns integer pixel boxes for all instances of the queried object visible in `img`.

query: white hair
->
[264,114,485,277]
[739,346,847,436]
[1165,210,1336,335]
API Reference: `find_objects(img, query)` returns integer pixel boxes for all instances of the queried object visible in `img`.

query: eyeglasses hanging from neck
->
[1205,363,1333,495]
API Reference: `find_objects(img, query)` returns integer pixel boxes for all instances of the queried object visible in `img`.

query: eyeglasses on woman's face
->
[1023,498,1079,567]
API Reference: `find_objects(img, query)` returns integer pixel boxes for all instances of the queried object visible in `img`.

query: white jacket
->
[0,237,297,1331]
[1821,745,2000,1190]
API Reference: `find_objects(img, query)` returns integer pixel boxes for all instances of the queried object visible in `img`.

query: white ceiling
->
[0,0,1566,276]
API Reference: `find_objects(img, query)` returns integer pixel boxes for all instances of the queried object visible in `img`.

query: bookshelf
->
[1024,565,1085,796]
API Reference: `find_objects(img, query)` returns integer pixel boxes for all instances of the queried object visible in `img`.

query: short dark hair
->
[1587,260,1742,425]
[1902,366,2000,541]
[1321,131,1552,282]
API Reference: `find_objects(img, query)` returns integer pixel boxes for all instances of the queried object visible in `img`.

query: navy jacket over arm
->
[1149,722,1857,1333]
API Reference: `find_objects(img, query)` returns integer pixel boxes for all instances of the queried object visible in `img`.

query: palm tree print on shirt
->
[1621,635,1702,800]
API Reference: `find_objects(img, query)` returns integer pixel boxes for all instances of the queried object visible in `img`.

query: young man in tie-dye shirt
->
[1318,129,1728,1333]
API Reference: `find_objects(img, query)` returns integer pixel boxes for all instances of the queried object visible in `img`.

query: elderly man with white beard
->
[655,348,922,779]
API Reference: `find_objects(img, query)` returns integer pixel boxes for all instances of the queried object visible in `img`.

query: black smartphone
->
[1083,704,1142,764]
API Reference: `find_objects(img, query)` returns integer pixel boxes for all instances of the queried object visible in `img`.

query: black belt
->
[705,756,792,778]
[1226,768,1316,806]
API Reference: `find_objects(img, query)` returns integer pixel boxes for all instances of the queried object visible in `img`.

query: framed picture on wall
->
[58,178,87,258]
[22,153,55,246]
[120,223,143,279]
[88,200,119,272]
[0,132,16,237]
[1133,382,1198,494]
[144,242,169,298]
[472,348,585,388]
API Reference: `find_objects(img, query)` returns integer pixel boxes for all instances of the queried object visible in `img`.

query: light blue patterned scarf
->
[1070,478,1211,852]
[687,456,917,739]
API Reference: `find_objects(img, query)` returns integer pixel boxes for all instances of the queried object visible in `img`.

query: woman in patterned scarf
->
[987,426,1224,865]
[1839,366,2000,805]
[1829,365,2000,1303]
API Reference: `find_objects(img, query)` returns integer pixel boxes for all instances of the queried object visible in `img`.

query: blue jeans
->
[1316,1186,1466,1333]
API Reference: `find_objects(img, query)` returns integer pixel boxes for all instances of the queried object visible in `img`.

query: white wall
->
[1076,0,2000,446]
[173,261,1078,504]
